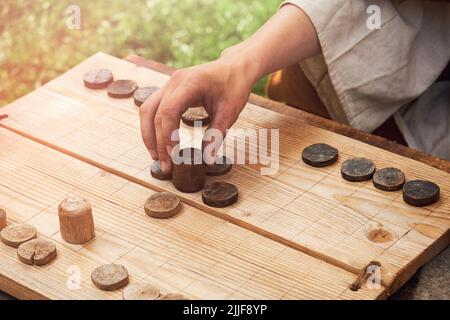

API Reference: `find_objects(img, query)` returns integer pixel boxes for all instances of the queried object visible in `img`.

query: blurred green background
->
[0,0,281,107]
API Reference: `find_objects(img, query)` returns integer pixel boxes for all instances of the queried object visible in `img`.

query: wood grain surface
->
[0,52,448,299]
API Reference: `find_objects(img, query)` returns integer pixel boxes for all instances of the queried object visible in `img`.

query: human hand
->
[139,53,260,173]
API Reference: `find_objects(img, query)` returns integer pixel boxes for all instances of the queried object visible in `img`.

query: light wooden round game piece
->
[107,80,138,98]
[158,293,189,300]
[403,180,440,207]
[0,208,6,231]
[0,224,37,248]
[150,160,172,180]
[181,107,211,127]
[144,192,181,219]
[17,238,57,266]
[58,194,95,244]
[91,264,129,291]
[202,182,238,208]
[83,69,114,89]
[133,86,159,107]
[172,148,206,193]
[122,283,160,300]
[341,157,376,182]
[372,167,405,191]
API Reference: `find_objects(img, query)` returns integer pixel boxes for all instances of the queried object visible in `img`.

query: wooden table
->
[0,53,448,299]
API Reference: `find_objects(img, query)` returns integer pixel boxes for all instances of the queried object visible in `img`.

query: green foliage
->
[0,0,281,106]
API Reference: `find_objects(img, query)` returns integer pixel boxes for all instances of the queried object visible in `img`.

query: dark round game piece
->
[181,107,211,127]
[372,167,405,191]
[107,80,138,98]
[133,86,159,107]
[83,69,114,89]
[150,160,172,180]
[402,180,440,207]
[302,143,338,167]
[206,156,232,176]
[341,157,376,182]
[202,182,238,208]
[172,148,206,193]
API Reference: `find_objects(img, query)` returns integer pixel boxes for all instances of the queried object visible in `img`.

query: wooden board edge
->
[386,229,449,296]
[0,273,49,300]
[124,54,450,173]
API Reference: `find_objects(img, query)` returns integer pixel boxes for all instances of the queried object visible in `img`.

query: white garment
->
[283,0,450,159]
[394,82,450,159]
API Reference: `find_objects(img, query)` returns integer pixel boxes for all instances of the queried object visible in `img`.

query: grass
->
[0,0,281,107]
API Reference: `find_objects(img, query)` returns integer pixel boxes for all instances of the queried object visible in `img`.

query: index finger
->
[155,86,203,171]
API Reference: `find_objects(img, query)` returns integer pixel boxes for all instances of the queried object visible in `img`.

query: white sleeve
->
[281,0,450,133]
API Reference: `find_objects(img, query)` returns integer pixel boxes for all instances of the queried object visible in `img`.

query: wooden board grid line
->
[0,53,448,297]
[0,132,385,300]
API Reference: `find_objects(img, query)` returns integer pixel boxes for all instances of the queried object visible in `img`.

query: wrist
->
[219,43,265,86]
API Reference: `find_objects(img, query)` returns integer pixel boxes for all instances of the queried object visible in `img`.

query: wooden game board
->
[0,53,448,299]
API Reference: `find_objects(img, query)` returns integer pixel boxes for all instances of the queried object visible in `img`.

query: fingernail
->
[161,161,170,173]
[149,150,158,160]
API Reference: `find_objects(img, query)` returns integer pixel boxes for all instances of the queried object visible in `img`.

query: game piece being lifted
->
[302,143,338,167]
[133,86,159,107]
[0,208,6,231]
[372,167,405,191]
[206,155,233,176]
[17,239,57,266]
[202,182,238,208]
[122,283,160,300]
[91,264,129,291]
[403,180,440,207]
[58,195,95,244]
[144,192,181,219]
[172,148,206,193]
[150,160,172,180]
[181,107,211,127]
[0,224,37,248]
[83,69,114,89]
[341,157,376,182]
[107,80,138,98]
